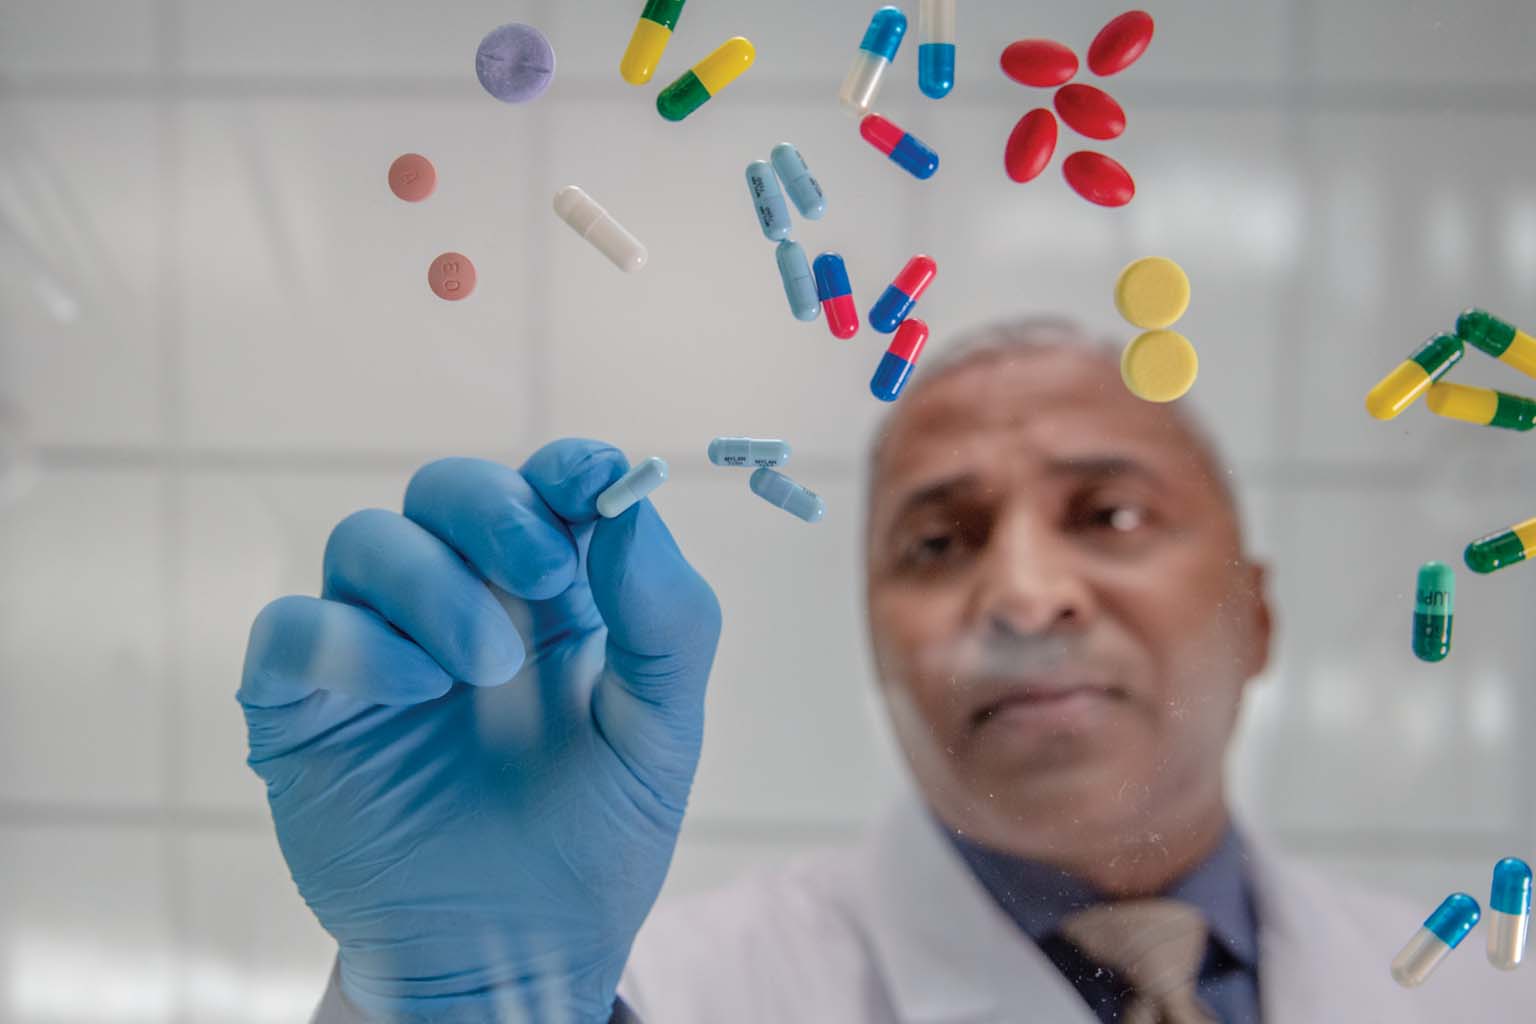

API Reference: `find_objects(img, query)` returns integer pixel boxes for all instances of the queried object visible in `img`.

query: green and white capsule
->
[1412,561,1453,663]
[1425,382,1536,431]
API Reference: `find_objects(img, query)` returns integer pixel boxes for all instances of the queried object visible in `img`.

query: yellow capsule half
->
[693,36,755,95]
[1365,334,1463,420]
[621,18,672,85]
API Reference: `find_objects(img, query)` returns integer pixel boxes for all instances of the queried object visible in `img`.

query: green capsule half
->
[1412,561,1454,663]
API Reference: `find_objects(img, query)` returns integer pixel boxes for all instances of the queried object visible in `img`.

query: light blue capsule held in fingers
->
[776,240,820,322]
[596,456,668,518]
[708,437,792,468]
[750,467,824,523]
[770,143,825,220]
[746,160,792,241]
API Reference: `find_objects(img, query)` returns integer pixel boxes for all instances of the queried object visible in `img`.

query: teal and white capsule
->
[917,0,955,98]
[746,160,791,241]
[707,437,791,468]
[1412,561,1453,663]
[1488,858,1532,971]
[1391,893,1480,987]
[750,467,824,522]
[769,143,825,220]
[596,456,668,518]
[775,240,819,321]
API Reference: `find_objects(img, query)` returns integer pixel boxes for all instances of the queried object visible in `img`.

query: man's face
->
[865,344,1270,853]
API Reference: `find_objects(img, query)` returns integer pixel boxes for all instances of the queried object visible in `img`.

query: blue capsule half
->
[919,43,954,98]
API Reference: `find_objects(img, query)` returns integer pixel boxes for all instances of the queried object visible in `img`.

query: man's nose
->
[967,514,1095,634]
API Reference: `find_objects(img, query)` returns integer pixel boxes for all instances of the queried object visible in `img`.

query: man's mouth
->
[969,679,1129,729]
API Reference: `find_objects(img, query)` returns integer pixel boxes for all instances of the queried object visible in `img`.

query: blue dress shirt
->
[947,826,1262,1023]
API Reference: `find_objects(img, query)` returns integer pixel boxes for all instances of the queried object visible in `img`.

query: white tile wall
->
[6,1,1536,1019]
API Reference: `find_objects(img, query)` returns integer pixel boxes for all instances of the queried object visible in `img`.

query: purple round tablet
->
[475,23,555,103]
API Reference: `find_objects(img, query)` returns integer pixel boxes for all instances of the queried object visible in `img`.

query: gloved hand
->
[238,440,721,1023]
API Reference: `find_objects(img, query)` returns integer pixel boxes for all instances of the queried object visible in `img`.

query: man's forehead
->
[874,347,1197,478]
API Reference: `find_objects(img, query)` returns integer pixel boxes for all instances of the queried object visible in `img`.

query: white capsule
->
[553,185,648,272]
[596,456,668,518]
[707,437,791,468]
[1391,893,1479,988]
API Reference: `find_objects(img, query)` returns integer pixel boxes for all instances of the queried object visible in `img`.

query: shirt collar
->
[945,822,1259,970]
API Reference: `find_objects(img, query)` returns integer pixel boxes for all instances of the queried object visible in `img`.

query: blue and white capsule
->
[750,467,825,523]
[708,437,791,468]
[596,456,668,518]
[770,143,825,220]
[1391,893,1480,987]
[1488,858,1532,971]
[917,0,955,99]
[840,6,907,117]
[746,160,791,241]
[776,240,820,321]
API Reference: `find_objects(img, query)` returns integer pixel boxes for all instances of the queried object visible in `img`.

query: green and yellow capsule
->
[1465,515,1536,574]
[655,36,755,121]
[1365,333,1463,421]
[1412,561,1454,663]
[1425,381,1536,431]
[621,0,686,86]
[1456,309,1536,382]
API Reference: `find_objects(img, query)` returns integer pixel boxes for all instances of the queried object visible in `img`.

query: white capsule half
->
[596,456,668,518]
[839,50,889,117]
[553,185,648,272]
[707,437,791,468]
[1391,928,1453,988]
[1488,908,1529,970]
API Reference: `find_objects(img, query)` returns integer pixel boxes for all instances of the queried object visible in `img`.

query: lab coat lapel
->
[1248,838,1427,1024]
[849,801,1101,1024]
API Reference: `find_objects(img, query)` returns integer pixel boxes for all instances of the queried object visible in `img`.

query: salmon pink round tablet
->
[428,252,477,300]
[1053,84,1125,140]
[388,153,437,202]
[1088,10,1154,77]
[1000,39,1079,87]
[1062,151,1135,206]
[1005,109,1058,183]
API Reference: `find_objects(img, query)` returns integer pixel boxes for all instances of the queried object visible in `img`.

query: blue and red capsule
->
[869,254,936,333]
[859,113,939,180]
[813,252,859,339]
[871,318,929,402]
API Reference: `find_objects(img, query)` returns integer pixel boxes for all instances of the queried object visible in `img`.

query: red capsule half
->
[1005,108,1058,183]
[1088,11,1154,77]
[1053,84,1125,140]
[1062,151,1135,207]
[1000,39,1079,88]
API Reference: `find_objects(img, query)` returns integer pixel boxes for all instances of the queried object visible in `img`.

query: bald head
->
[867,317,1239,543]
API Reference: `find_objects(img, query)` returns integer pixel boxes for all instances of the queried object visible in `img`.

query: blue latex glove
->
[238,440,721,1022]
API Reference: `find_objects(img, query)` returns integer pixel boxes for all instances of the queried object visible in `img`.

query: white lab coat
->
[619,800,1536,1023]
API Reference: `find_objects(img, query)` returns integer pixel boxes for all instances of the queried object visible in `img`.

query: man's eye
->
[898,528,965,569]
[1082,503,1148,532]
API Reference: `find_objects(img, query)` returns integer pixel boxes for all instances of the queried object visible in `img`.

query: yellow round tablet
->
[1114,256,1191,329]
[1121,330,1198,403]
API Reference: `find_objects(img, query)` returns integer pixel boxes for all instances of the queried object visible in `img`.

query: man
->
[241,320,1532,1023]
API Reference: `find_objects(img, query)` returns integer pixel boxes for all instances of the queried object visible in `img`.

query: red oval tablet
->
[1053,84,1125,140]
[1062,151,1135,207]
[1000,39,1079,88]
[388,153,437,202]
[1088,10,1154,77]
[1004,109,1058,183]
[428,251,477,300]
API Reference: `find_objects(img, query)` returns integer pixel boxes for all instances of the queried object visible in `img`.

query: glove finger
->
[587,501,722,802]
[238,594,452,710]
[518,438,631,524]
[403,457,581,602]
[323,508,525,686]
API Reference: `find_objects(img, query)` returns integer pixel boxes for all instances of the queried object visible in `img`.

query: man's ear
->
[1242,560,1273,681]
